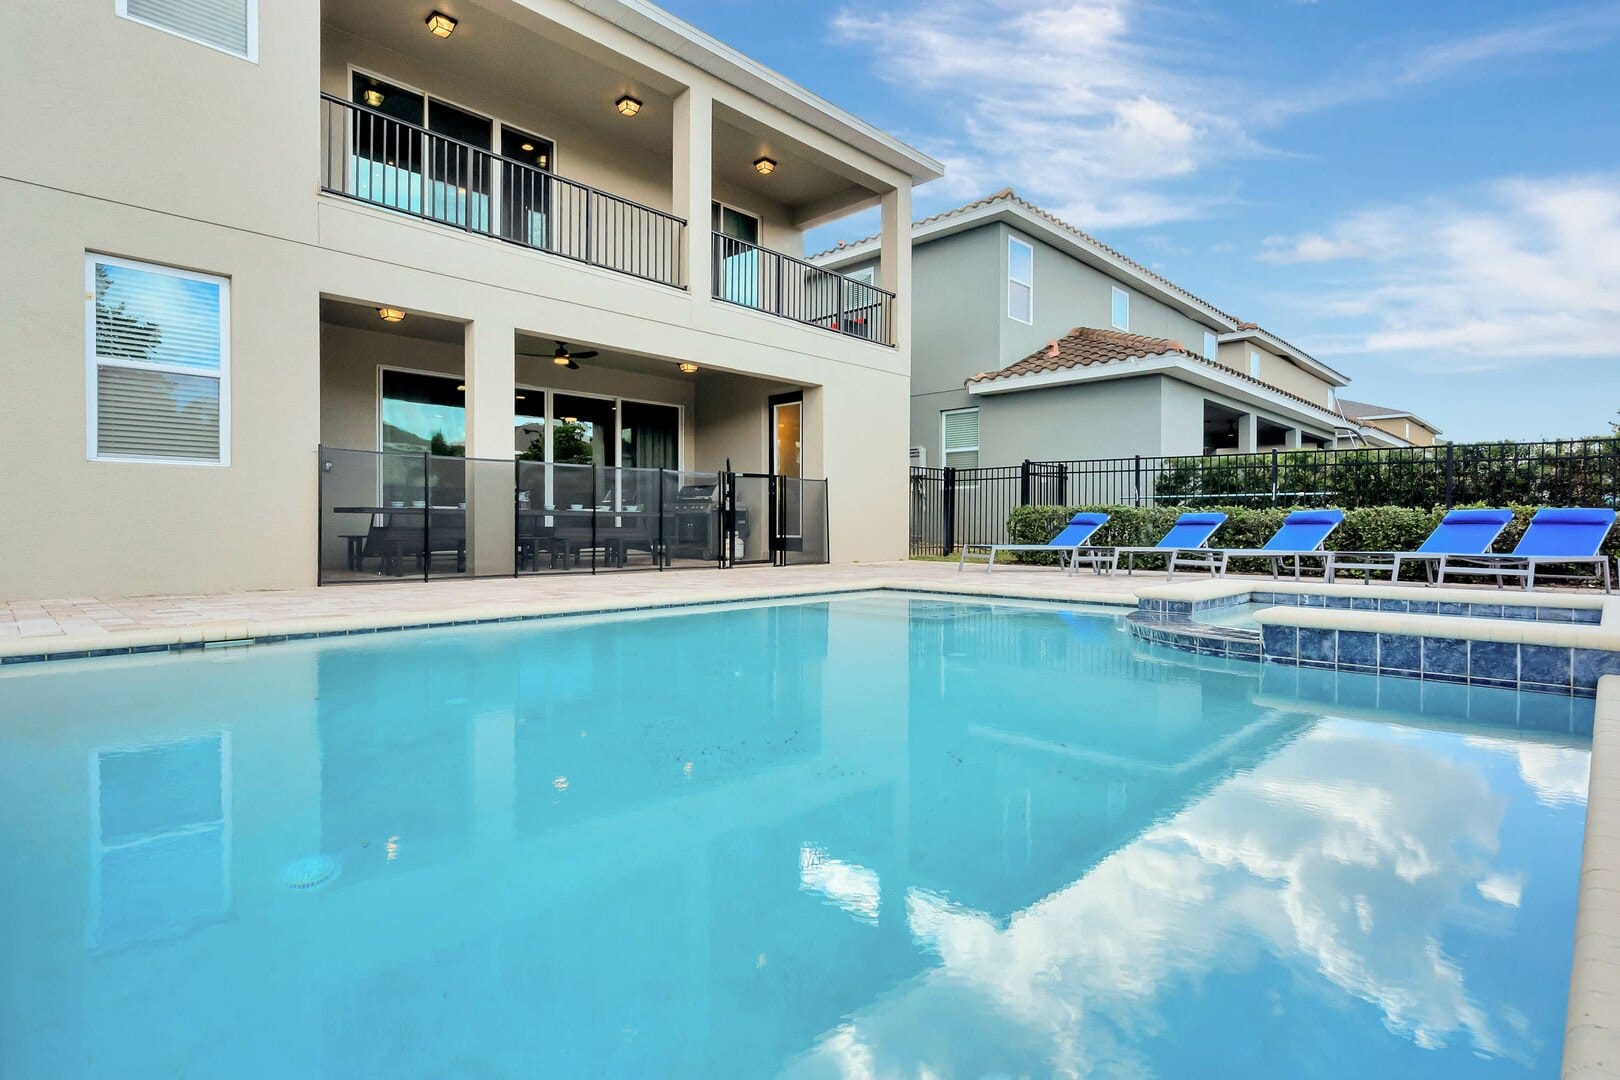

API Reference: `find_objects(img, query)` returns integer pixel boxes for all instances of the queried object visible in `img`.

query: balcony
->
[712,234,896,346]
[319,94,688,289]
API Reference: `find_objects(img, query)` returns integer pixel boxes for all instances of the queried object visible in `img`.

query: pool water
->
[0,593,1592,1078]
[1193,600,1268,629]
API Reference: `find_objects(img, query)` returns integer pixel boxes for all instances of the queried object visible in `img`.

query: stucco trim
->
[967,351,1345,433]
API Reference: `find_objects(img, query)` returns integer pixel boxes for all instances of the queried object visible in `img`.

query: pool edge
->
[1567,674,1620,1078]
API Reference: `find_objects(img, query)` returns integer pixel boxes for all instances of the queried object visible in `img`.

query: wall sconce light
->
[753,156,777,176]
[615,94,642,117]
[678,362,699,374]
[426,11,457,37]
[362,88,384,108]
[377,307,406,322]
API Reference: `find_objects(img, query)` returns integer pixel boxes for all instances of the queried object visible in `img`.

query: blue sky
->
[662,0,1620,441]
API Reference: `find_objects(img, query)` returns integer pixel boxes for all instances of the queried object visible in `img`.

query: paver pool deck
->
[2,558,1616,1077]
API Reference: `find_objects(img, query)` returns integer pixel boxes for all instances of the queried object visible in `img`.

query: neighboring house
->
[811,189,1404,467]
[0,0,940,599]
[1335,398,1445,448]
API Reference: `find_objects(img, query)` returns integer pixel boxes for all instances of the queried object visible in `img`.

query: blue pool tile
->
[1471,603,1504,618]
[1574,648,1620,689]
[1574,609,1602,625]
[1262,625,1297,659]
[1379,634,1421,672]
[1339,663,1377,675]
[1500,606,1537,621]
[1408,600,1438,615]
[1298,628,1337,663]
[1469,640,1518,683]
[1534,607,1573,622]
[1423,637,1470,677]
[1325,595,1352,610]
[1302,594,1327,607]
[1575,685,1598,699]
[1437,602,1469,617]
[1377,598,1410,613]
[1263,654,1297,666]
[1520,645,1573,687]
[1338,630,1378,667]
[1471,677,1518,690]
[1350,597,1379,611]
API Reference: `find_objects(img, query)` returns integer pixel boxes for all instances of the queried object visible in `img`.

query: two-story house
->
[0,0,941,599]
[1335,399,1445,448]
[812,189,1421,469]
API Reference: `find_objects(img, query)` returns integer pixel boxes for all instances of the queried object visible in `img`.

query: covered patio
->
[316,298,827,583]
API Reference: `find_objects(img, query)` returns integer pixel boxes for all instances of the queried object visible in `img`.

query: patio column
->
[672,86,713,302]
[1236,412,1258,453]
[878,182,912,355]
[465,317,516,575]
[1284,427,1303,450]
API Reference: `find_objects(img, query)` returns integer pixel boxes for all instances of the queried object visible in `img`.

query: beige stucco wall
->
[1365,416,1438,447]
[1215,341,1336,409]
[0,0,920,600]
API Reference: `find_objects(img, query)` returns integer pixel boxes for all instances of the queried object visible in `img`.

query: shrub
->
[1003,502,1620,580]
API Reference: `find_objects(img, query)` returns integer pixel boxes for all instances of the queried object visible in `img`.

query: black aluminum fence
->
[320,94,687,288]
[318,446,828,584]
[712,234,895,346]
[911,438,1620,555]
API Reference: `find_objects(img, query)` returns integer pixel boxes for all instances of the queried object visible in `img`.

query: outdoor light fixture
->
[678,362,699,374]
[425,11,457,37]
[377,307,405,322]
[753,156,777,176]
[521,142,534,152]
[362,88,384,107]
[615,94,642,117]
[456,384,466,392]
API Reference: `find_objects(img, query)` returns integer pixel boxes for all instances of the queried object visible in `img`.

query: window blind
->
[122,0,252,58]
[943,408,979,469]
[89,256,228,463]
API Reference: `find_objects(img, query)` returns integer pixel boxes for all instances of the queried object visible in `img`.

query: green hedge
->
[1004,503,1620,578]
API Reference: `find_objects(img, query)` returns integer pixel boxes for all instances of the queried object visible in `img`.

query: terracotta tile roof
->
[809,188,1240,326]
[967,326,1342,419]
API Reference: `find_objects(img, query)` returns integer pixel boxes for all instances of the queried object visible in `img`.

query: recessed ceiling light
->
[753,156,777,176]
[615,94,642,117]
[426,11,457,37]
[520,142,534,152]
[678,362,699,374]
[377,307,405,322]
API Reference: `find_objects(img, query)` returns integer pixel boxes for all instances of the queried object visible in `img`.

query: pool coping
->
[1568,675,1620,1077]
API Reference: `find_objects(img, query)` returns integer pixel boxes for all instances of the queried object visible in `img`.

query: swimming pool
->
[0,592,1591,1077]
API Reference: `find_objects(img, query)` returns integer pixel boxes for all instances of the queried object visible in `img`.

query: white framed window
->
[1111,286,1130,331]
[1203,331,1217,360]
[1007,237,1033,324]
[1249,350,1262,378]
[86,255,230,465]
[942,407,980,469]
[116,0,258,62]
[847,266,876,285]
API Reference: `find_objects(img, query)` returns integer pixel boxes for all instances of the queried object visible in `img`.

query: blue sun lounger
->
[958,512,1109,573]
[1173,509,1344,579]
[1437,507,1615,592]
[1102,512,1228,579]
[1325,507,1514,584]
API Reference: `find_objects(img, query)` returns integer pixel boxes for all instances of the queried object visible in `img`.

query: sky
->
[660,0,1620,441]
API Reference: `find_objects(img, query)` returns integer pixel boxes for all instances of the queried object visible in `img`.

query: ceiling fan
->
[518,340,598,371]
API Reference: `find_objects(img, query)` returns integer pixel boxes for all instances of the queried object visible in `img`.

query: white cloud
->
[829,1,1620,230]
[1257,174,1620,368]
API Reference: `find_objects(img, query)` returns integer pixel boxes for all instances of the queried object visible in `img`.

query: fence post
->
[1133,455,1142,508]
[1019,459,1032,506]
[1270,449,1279,506]
[1444,443,1455,509]
[942,467,957,557]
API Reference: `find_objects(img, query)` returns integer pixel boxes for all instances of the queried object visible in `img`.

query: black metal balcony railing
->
[320,94,687,288]
[711,234,896,346]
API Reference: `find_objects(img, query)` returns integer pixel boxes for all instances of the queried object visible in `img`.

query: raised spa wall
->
[1127,579,1620,699]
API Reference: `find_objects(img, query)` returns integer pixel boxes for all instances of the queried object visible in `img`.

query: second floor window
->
[1203,331,1217,360]
[1007,237,1033,323]
[118,0,257,61]
[1249,350,1262,378]
[1111,287,1130,331]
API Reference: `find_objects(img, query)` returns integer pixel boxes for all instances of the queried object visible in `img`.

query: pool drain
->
[280,854,341,891]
